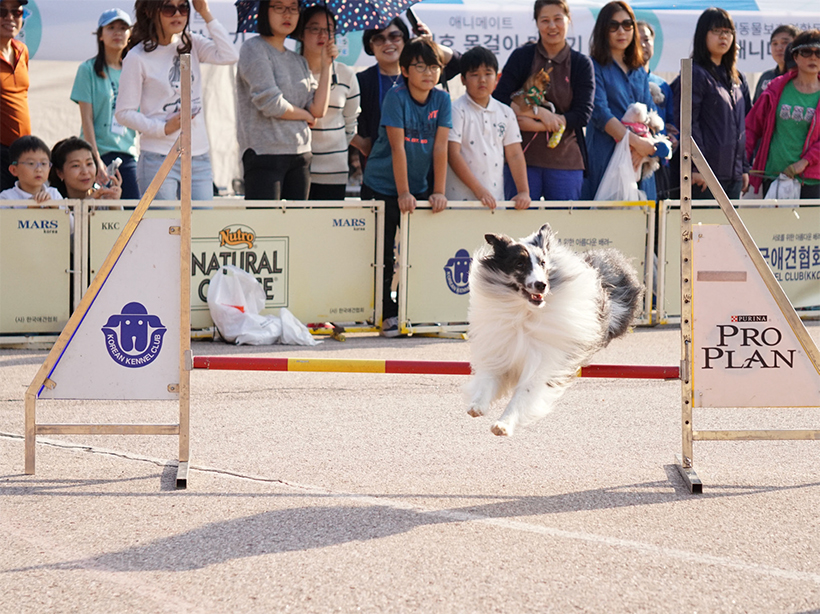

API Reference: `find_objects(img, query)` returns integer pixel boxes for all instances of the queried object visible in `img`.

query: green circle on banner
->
[19,0,42,58]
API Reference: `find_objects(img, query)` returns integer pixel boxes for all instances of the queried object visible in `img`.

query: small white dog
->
[465,224,643,437]
[622,102,673,181]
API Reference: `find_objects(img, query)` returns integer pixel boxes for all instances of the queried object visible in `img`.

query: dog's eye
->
[538,259,546,268]
[516,256,528,269]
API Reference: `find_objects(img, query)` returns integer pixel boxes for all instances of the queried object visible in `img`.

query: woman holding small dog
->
[581,0,659,201]
[494,0,594,201]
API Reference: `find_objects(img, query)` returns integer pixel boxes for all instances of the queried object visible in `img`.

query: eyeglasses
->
[608,19,634,33]
[710,28,734,38]
[409,63,442,73]
[160,3,190,18]
[12,161,52,170]
[0,7,24,18]
[796,47,820,58]
[270,4,300,14]
[370,30,404,46]
[304,25,333,36]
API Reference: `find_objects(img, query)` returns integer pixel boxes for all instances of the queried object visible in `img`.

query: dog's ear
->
[534,224,554,251]
[485,233,510,251]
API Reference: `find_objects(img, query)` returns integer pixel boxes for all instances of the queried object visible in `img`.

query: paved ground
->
[2,324,820,613]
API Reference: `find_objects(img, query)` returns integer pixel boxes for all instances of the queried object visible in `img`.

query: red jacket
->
[745,71,820,190]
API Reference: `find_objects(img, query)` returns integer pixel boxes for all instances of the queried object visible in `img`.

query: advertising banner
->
[0,207,71,334]
[404,204,650,327]
[39,219,181,400]
[692,224,820,408]
[663,203,820,317]
[89,204,377,329]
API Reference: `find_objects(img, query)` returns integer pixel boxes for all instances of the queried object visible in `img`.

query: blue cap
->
[98,8,133,28]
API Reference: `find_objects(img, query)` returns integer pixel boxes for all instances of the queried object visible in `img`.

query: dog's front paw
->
[491,421,512,437]
[467,406,484,418]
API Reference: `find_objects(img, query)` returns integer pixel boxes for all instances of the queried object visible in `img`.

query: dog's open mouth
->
[527,291,545,306]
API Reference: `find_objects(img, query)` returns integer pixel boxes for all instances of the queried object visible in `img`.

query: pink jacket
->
[745,71,820,190]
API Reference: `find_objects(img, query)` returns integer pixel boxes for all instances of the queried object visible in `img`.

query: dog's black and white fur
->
[465,224,644,436]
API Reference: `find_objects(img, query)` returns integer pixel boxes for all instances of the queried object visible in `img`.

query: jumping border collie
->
[465,223,644,436]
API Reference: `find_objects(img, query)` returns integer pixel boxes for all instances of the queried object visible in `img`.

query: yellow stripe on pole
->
[287,358,387,373]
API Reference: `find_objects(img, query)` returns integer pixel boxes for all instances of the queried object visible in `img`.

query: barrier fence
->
[3,198,819,341]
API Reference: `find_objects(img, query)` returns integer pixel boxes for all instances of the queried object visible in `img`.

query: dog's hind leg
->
[464,372,501,418]
[492,378,572,436]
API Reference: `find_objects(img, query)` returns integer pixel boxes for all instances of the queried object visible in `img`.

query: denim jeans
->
[504,165,584,201]
[137,150,214,200]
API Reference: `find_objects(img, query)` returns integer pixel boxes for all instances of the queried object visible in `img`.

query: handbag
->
[764,174,801,200]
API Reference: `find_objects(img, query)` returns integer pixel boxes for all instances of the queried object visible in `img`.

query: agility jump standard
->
[192,356,679,379]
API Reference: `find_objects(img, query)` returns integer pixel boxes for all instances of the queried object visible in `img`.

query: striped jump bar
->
[192,356,679,379]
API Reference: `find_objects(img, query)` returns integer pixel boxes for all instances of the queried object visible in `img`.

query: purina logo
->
[444,249,471,295]
[731,315,767,322]
[101,302,166,368]
[219,225,255,250]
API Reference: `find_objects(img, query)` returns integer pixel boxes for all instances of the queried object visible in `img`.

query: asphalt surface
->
[2,323,820,613]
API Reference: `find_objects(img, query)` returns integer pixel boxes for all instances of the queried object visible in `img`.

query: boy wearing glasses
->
[362,38,452,337]
[0,0,31,191]
[446,46,530,210]
[1,135,62,204]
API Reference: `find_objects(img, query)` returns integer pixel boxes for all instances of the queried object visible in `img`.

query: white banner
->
[692,224,820,408]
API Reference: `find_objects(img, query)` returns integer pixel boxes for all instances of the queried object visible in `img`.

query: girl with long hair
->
[70,9,138,199]
[235,0,335,200]
[581,0,658,200]
[672,7,751,199]
[115,0,238,200]
[297,6,361,200]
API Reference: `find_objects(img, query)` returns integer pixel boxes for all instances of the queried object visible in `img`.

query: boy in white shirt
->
[0,135,62,206]
[446,46,530,209]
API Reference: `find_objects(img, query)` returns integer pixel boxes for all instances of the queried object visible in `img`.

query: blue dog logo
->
[444,249,471,295]
[102,302,167,368]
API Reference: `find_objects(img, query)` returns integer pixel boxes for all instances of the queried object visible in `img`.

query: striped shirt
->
[309,62,361,186]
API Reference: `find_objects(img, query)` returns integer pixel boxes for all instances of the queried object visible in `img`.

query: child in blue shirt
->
[362,37,452,336]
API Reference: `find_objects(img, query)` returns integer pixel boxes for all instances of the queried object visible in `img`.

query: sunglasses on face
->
[796,47,820,59]
[0,7,24,18]
[370,30,404,46]
[160,3,190,18]
[608,19,634,33]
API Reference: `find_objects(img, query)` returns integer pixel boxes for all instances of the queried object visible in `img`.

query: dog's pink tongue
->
[531,293,544,301]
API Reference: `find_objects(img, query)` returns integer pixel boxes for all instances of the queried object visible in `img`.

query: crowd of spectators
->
[1,0,818,331]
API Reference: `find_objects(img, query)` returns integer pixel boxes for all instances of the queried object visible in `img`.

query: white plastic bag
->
[594,136,644,202]
[206,265,320,346]
[764,174,801,200]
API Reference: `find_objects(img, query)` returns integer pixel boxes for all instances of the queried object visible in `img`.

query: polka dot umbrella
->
[235,0,418,36]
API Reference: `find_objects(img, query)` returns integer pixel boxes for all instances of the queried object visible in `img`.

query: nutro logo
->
[219,225,255,250]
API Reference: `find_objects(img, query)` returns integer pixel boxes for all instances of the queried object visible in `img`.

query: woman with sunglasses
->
[494,0,594,201]
[355,16,458,198]
[746,29,820,199]
[115,0,238,200]
[296,5,359,200]
[581,0,658,201]
[70,9,138,200]
[671,8,751,200]
[236,0,335,200]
